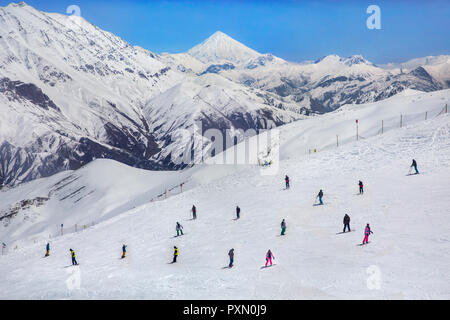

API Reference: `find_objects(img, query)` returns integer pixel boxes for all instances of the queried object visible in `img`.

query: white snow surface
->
[0,89,449,299]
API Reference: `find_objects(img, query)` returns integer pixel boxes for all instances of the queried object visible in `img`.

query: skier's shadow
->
[260,264,276,269]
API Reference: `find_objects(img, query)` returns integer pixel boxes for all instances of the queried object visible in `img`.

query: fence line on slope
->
[46,181,188,241]
[307,103,448,155]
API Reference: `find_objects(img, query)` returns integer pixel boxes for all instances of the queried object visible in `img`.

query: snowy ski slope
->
[0,89,449,299]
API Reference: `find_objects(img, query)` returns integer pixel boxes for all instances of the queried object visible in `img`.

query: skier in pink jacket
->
[362,223,373,244]
[265,249,275,266]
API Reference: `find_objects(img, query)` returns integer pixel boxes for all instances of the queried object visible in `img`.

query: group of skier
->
[44,160,414,267]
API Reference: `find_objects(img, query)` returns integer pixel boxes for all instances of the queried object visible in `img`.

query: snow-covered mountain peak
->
[314,54,372,66]
[343,55,372,66]
[187,31,261,65]
[6,1,28,8]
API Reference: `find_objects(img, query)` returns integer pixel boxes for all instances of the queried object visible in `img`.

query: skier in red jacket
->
[362,223,373,244]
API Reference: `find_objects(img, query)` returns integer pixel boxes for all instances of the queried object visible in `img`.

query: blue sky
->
[1,0,449,64]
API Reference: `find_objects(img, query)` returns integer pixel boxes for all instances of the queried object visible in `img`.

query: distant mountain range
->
[0,2,449,186]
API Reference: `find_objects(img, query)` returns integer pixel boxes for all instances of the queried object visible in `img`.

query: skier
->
[265,249,275,267]
[362,223,373,244]
[121,244,127,259]
[69,249,78,265]
[173,246,179,263]
[280,219,286,235]
[192,205,197,220]
[236,206,241,219]
[285,175,290,189]
[410,159,419,174]
[316,189,324,205]
[176,222,184,236]
[343,214,351,233]
[358,180,364,194]
[228,248,234,268]
[45,242,50,257]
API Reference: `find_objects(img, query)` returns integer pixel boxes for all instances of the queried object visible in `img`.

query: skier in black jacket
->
[343,214,351,233]
[358,181,364,194]
[192,205,197,220]
[317,190,324,205]
[410,159,419,174]
[228,248,234,268]
[45,242,50,257]
[281,219,286,235]
[236,206,240,219]
[285,175,290,189]
[176,222,184,236]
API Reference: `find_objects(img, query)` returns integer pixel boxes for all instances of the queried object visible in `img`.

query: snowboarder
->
[228,248,234,268]
[265,249,275,267]
[410,159,419,174]
[176,222,184,236]
[359,180,364,194]
[121,244,127,259]
[69,249,78,265]
[45,242,50,257]
[285,175,290,189]
[362,223,373,244]
[316,189,324,205]
[280,219,286,235]
[173,246,179,263]
[192,205,197,220]
[236,206,241,219]
[343,214,351,233]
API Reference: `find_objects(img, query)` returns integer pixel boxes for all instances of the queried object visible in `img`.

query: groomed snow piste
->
[0,89,449,299]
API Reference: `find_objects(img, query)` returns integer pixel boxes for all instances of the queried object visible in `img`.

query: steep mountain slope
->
[0,89,449,299]
[143,73,302,166]
[0,3,299,186]
[0,2,184,185]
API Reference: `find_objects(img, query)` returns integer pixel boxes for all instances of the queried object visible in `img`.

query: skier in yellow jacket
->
[69,248,78,265]
[172,246,179,263]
